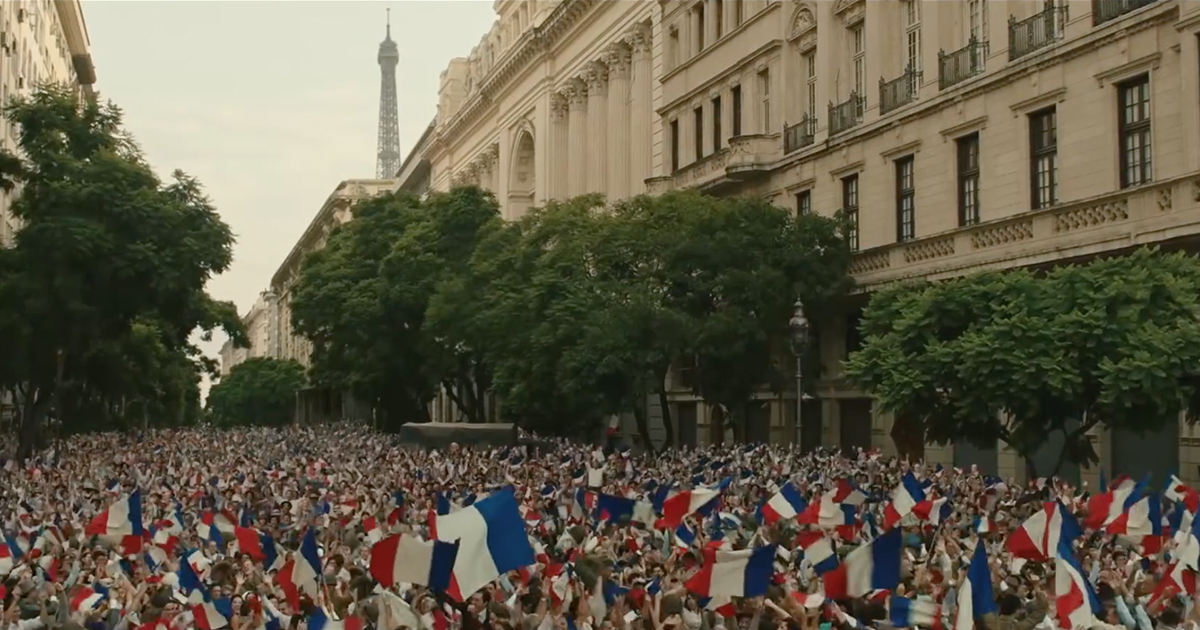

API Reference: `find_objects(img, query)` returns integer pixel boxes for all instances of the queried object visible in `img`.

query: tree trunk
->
[17,389,50,461]
[890,413,925,462]
[657,387,675,449]
[632,405,655,454]
[710,404,725,446]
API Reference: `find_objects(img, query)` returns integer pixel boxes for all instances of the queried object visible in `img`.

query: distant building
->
[217,290,278,377]
[0,0,97,246]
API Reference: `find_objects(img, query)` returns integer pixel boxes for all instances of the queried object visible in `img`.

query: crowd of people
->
[1,425,1197,630]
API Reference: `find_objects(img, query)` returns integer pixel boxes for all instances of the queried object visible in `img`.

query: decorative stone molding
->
[848,251,891,275]
[970,220,1034,250]
[550,92,570,120]
[602,42,632,78]
[1052,199,1129,233]
[902,237,955,264]
[790,4,817,52]
[833,0,865,26]
[564,79,589,108]
[626,24,651,54]
[584,61,609,94]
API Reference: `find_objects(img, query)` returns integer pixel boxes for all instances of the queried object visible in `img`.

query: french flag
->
[1006,501,1081,561]
[795,532,838,575]
[887,597,940,628]
[1085,475,1145,530]
[308,609,365,630]
[911,497,951,526]
[882,473,925,530]
[369,533,458,590]
[0,539,14,576]
[192,600,232,630]
[1106,495,1161,544]
[759,482,806,525]
[435,487,536,599]
[71,587,106,613]
[1054,548,1100,630]
[276,529,321,610]
[232,527,269,562]
[953,540,996,630]
[660,487,723,529]
[85,491,144,538]
[1166,475,1200,513]
[685,546,776,598]
[822,528,902,599]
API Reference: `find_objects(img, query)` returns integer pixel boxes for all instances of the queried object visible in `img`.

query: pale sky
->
[82,1,498,385]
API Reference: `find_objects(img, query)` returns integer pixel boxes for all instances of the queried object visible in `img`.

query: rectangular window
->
[796,189,812,217]
[851,24,865,97]
[967,0,988,41]
[895,156,916,242]
[1029,107,1058,209]
[714,0,724,38]
[731,84,743,137]
[694,3,706,53]
[712,95,722,150]
[758,68,771,133]
[1118,74,1152,188]
[903,0,922,74]
[842,174,860,251]
[670,119,680,172]
[957,132,981,226]
[694,106,705,161]
[803,52,817,117]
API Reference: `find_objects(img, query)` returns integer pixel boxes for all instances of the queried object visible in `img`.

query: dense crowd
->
[1,426,1198,630]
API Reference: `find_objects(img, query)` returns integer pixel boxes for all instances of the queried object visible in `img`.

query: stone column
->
[604,43,632,201]
[627,26,652,195]
[549,92,570,200]
[566,79,589,198]
[585,62,609,196]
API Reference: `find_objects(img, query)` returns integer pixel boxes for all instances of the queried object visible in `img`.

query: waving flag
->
[953,539,996,630]
[435,487,536,599]
[1006,501,1080,561]
[1166,475,1200,513]
[888,597,940,628]
[276,529,321,610]
[85,491,144,538]
[882,473,925,529]
[794,531,838,575]
[308,609,365,630]
[1054,547,1100,630]
[1085,475,1145,530]
[369,533,458,590]
[912,496,951,526]
[659,482,727,529]
[759,482,806,525]
[822,528,901,599]
[685,545,776,598]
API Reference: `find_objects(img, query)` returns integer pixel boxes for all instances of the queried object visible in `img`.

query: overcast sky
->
[83,1,497,388]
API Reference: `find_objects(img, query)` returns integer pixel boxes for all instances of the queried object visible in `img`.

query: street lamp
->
[788,299,810,448]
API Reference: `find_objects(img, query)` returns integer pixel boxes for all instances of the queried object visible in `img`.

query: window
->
[1029,107,1058,209]
[693,3,706,53]
[712,95,723,149]
[842,174,860,251]
[758,68,771,133]
[895,156,916,242]
[714,0,724,37]
[967,0,988,42]
[796,189,812,217]
[903,0,922,74]
[850,24,865,97]
[670,119,680,172]
[957,133,981,226]
[731,84,743,137]
[694,106,705,160]
[1118,74,1152,188]
[803,52,817,117]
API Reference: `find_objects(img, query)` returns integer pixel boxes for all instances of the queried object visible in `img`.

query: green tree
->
[845,248,1200,472]
[0,86,243,457]
[290,191,435,429]
[207,357,307,427]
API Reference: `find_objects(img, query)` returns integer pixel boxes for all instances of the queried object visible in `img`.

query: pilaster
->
[549,92,570,201]
[604,43,633,201]
[566,79,589,197]
[628,25,653,194]
[585,61,609,195]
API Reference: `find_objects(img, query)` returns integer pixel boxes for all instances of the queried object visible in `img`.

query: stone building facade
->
[404,0,1200,484]
[217,291,278,378]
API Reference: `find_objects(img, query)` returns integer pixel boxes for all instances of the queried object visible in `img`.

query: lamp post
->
[788,299,810,448]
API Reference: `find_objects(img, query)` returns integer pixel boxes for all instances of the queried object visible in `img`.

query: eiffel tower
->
[376,8,401,178]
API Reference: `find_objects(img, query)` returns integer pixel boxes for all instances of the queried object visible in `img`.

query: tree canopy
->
[292,186,851,447]
[0,85,243,456]
[207,358,307,427]
[844,248,1200,472]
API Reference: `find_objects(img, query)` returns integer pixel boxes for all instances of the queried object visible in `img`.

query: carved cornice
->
[790,4,817,44]
[834,0,865,26]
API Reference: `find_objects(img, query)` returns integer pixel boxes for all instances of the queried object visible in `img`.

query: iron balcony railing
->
[1093,0,1159,25]
[1009,1,1067,61]
[939,38,989,90]
[828,93,865,136]
[783,115,817,154]
[879,66,921,115]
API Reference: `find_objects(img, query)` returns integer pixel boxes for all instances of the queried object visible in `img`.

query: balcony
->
[725,134,781,180]
[646,147,731,194]
[783,115,817,154]
[1093,0,1159,25]
[646,135,780,193]
[847,174,1200,290]
[938,38,989,90]
[879,66,921,116]
[829,93,865,137]
[1008,1,1067,61]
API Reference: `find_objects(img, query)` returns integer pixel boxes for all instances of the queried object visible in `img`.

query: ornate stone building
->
[404,0,1200,483]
